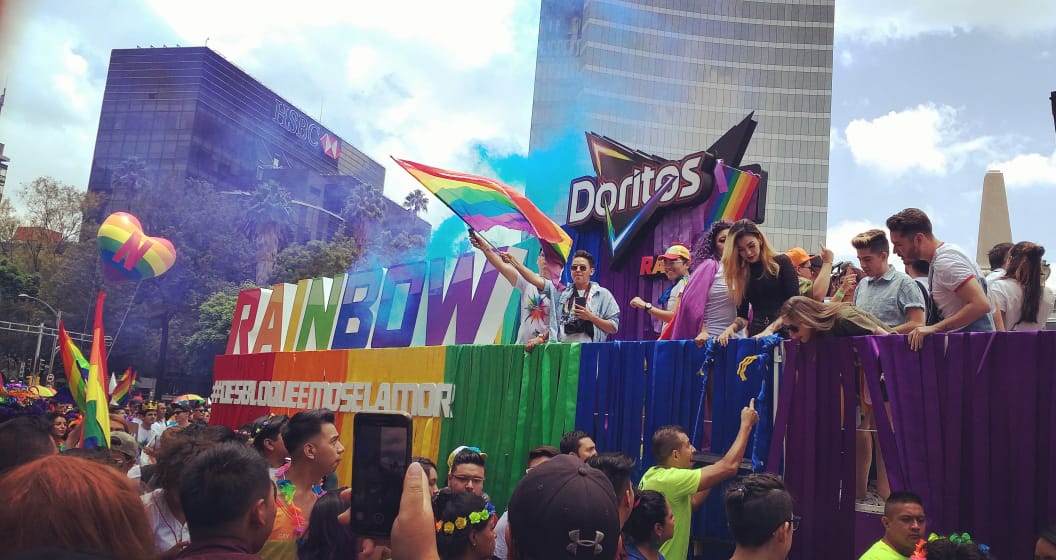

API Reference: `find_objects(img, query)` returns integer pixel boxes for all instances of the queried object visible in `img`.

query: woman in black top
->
[717,219,799,343]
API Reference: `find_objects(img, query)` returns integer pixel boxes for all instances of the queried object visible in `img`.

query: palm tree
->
[242,181,293,285]
[403,189,429,216]
[340,182,387,248]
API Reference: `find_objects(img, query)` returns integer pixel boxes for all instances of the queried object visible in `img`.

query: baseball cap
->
[109,431,139,459]
[659,244,691,261]
[785,247,810,267]
[447,445,488,470]
[507,454,620,560]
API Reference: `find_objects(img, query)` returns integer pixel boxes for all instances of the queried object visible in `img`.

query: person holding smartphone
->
[549,250,620,343]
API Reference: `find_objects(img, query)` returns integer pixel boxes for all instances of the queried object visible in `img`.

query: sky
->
[1,0,1056,273]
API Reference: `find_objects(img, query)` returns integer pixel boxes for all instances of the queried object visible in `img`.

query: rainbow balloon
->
[97,212,177,281]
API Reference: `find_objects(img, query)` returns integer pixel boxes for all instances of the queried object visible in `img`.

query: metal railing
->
[0,320,112,346]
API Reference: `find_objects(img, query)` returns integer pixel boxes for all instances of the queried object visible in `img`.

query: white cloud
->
[0,1,541,229]
[836,0,1056,42]
[838,50,854,67]
[989,151,1056,188]
[825,219,880,265]
[843,104,992,177]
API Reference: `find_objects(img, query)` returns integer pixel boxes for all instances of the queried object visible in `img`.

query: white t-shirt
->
[930,243,990,329]
[988,278,1055,330]
[142,489,188,552]
[494,510,511,559]
[704,264,739,336]
[515,276,551,344]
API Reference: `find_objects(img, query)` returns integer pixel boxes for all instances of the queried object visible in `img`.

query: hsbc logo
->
[321,134,341,160]
[273,99,342,161]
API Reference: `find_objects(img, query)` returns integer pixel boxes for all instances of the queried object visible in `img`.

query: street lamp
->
[18,294,62,382]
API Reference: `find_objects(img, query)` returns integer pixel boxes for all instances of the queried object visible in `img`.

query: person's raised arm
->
[811,244,834,302]
[696,399,759,491]
[469,231,519,287]
[499,250,547,291]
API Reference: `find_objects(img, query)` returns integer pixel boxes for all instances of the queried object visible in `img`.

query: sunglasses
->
[787,325,800,333]
[789,515,802,532]
[570,265,590,272]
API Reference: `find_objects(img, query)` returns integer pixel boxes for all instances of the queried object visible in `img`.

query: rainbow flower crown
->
[435,508,492,535]
[910,533,991,559]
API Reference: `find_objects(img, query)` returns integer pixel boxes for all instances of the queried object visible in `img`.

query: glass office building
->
[528,0,835,251]
[86,47,392,243]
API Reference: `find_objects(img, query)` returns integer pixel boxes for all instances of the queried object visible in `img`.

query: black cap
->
[507,454,620,560]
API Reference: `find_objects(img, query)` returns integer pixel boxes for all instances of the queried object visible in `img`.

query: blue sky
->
[1,0,1055,271]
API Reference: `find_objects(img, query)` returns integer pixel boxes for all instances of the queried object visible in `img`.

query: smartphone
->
[350,411,413,537]
[574,295,587,308]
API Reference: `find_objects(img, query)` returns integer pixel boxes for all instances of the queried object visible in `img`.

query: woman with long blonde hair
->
[989,241,1054,331]
[717,219,800,343]
[779,296,892,343]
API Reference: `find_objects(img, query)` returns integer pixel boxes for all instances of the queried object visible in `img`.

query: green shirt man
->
[639,400,760,560]
[859,492,927,560]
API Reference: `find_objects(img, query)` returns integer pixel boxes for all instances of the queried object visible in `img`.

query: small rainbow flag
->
[57,322,89,410]
[702,160,761,224]
[110,367,136,407]
[82,292,111,449]
[393,158,573,278]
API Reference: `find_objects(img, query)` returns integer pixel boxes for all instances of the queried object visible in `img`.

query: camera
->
[830,261,853,285]
[563,296,595,337]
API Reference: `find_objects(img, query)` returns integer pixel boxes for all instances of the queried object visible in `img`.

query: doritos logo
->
[321,134,341,160]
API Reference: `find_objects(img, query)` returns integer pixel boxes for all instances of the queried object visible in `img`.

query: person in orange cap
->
[631,243,692,337]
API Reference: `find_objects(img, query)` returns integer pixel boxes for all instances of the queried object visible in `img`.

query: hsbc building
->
[87,46,388,243]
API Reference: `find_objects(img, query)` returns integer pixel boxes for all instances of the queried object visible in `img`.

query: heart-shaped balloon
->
[97,212,177,281]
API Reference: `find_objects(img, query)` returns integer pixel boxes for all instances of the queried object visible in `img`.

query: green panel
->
[438,343,581,513]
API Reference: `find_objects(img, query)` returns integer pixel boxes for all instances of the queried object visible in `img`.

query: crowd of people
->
[2,208,1054,559]
[4,400,1051,560]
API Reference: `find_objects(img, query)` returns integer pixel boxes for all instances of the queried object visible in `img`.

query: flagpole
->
[108,281,141,359]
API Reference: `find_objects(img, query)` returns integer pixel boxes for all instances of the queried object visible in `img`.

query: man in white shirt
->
[132,401,163,464]
[886,208,994,351]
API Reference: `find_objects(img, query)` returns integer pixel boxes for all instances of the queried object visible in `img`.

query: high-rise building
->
[527,0,835,251]
[86,47,420,243]
[0,88,9,201]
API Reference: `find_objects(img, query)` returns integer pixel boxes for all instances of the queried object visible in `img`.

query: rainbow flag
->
[82,292,111,449]
[703,160,761,224]
[110,367,136,407]
[393,158,573,277]
[57,322,89,410]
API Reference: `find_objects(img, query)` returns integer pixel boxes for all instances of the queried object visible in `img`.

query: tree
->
[271,235,360,284]
[0,198,18,256]
[241,181,293,286]
[99,175,253,388]
[371,230,427,267]
[183,281,255,383]
[339,182,386,248]
[8,177,100,273]
[403,189,429,216]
